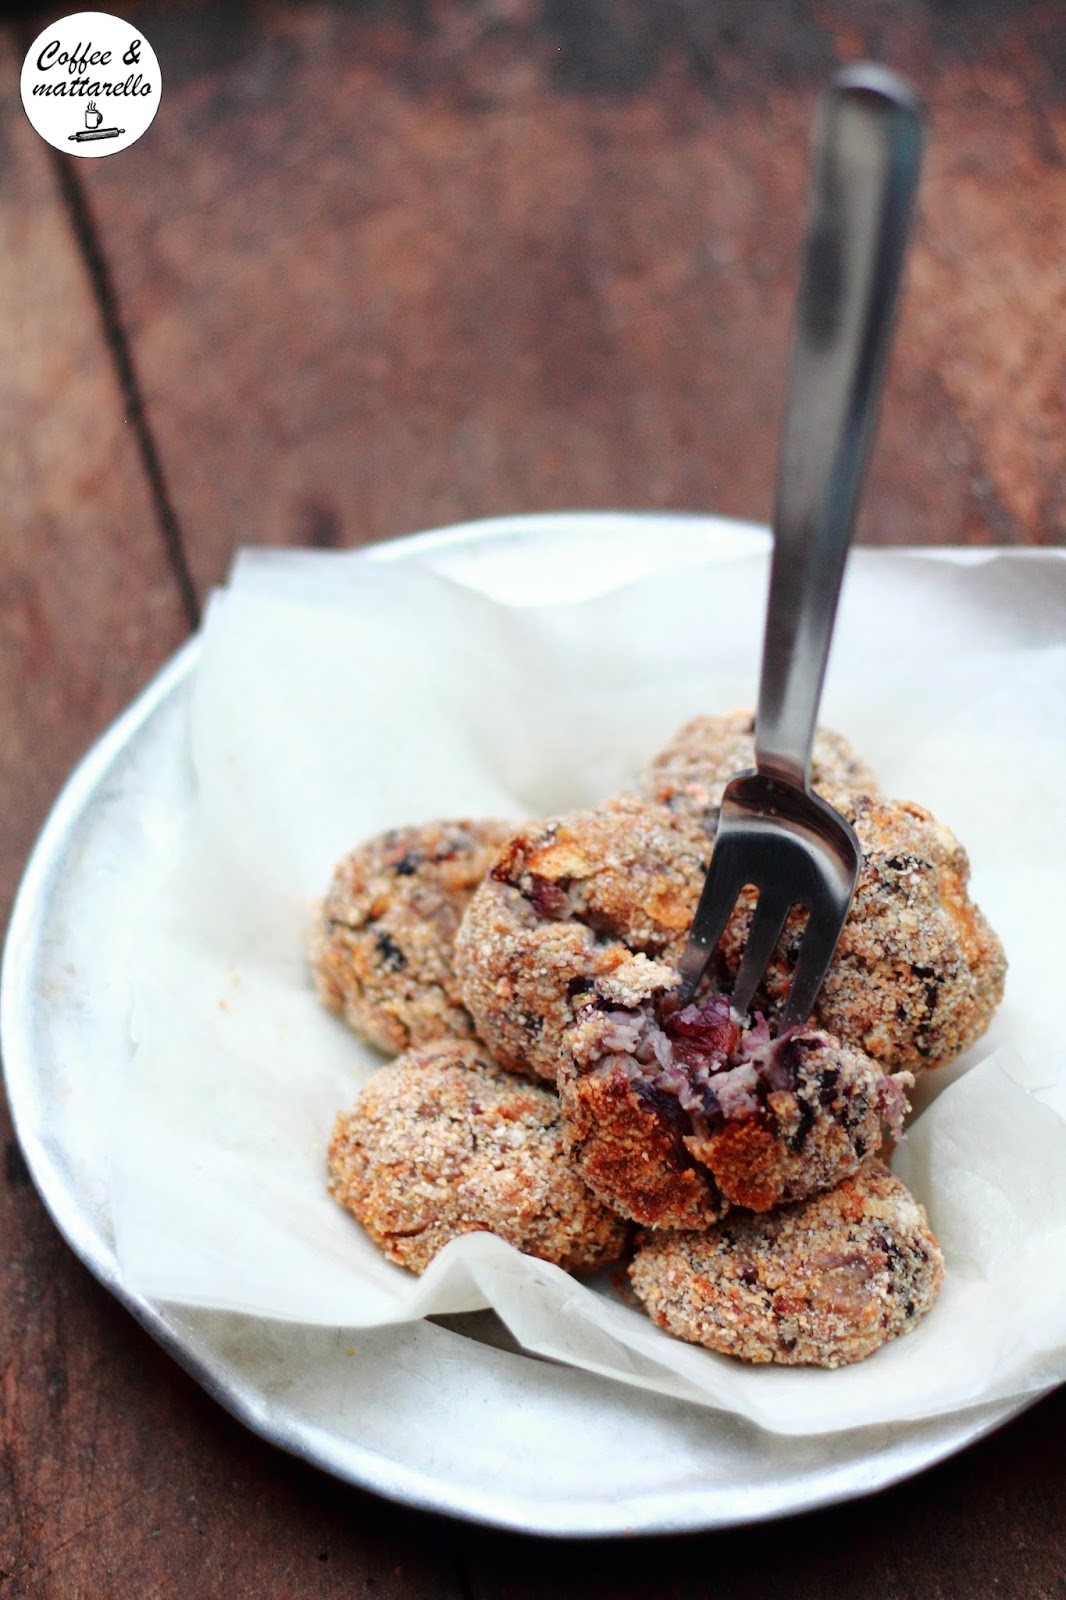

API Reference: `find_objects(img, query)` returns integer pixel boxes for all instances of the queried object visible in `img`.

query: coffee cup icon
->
[68,101,124,143]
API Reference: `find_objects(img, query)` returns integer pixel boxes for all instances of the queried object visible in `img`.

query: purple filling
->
[578,991,906,1144]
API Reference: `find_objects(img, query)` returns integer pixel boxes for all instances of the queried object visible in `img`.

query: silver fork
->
[677,65,923,1025]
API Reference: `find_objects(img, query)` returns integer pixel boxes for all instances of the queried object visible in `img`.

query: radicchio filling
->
[576,991,908,1148]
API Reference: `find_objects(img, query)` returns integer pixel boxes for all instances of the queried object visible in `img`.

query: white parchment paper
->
[113,520,1066,1435]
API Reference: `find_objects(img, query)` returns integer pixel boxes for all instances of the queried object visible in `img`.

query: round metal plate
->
[0,513,1040,1537]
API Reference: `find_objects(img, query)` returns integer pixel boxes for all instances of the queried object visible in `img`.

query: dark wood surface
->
[1,3,1063,1594]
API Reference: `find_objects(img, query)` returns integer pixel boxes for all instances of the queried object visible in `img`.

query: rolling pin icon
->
[69,101,123,142]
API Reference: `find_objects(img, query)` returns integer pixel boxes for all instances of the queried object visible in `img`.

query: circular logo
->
[20,12,161,158]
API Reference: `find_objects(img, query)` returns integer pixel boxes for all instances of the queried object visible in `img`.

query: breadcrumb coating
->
[311,819,513,1055]
[453,797,711,1083]
[720,795,1007,1071]
[328,1040,630,1275]
[318,717,985,1372]
[629,1160,944,1367]
[560,957,910,1229]
[637,710,878,832]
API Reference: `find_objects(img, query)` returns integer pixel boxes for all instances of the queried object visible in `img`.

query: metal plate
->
[1,513,1041,1538]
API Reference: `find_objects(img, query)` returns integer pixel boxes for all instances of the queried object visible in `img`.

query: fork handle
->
[755,66,923,788]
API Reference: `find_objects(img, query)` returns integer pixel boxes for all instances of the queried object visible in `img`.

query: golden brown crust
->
[637,710,878,832]
[688,1119,784,1213]
[311,818,513,1054]
[327,1039,630,1275]
[453,797,711,1082]
[629,1160,944,1367]
[720,795,1007,1070]
[561,1051,721,1230]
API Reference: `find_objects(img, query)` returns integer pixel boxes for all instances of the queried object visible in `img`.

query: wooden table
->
[2,3,1063,1593]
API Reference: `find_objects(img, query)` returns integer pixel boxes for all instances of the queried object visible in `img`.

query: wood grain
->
[0,23,186,1595]
[76,0,1066,602]
[0,52,187,920]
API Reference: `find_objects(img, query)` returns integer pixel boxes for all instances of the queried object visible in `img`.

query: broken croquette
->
[560,958,910,1230]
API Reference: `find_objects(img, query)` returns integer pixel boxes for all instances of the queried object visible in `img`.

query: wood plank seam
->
[45,148,201,630]
[9,8,204,635]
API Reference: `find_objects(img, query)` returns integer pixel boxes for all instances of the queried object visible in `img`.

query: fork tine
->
[781,908,842,1028]
[675,852,749,1002]
[730,891,792,1019]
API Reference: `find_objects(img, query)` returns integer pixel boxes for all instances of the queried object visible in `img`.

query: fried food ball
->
[311,818,514,1055]
[453,797,711,1083]
[629,1159,944,1367]
[327,1040,630,1275]
[720,795,1007,1071]
[637,710,878,832]
[560,957,910,1230]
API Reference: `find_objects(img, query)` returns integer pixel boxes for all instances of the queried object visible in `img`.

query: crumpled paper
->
[112,518,1066,1436]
